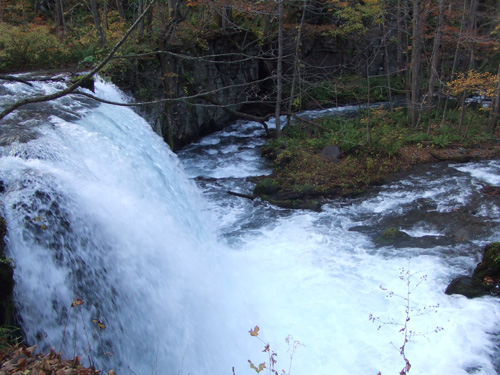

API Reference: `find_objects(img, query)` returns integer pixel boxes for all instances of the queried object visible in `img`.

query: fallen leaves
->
[0,344,116,375]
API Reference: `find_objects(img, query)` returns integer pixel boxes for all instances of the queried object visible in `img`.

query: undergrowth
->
[260,105,498,202]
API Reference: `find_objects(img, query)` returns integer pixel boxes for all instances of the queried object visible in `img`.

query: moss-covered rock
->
[375,227,411,246]
[446,242,500,298]
[253,178,282,195]
[473,242,500,280]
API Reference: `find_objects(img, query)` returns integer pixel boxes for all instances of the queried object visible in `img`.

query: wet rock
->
[473,242,500,280]
[321,145,342,162]
[444,276,493,298]
[375,227,411,246]
[446,242,500,298]
[0,216,16,326]
[253,178,282,195]
[482,185,500,197]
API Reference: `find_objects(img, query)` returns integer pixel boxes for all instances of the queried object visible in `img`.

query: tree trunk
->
[137,0,145,40]
[409,0,423,128]
[441,0,468,126]
[426,0,445,132]
[274,0,284,138]
[55,0,65,32]
[90,0,106,47]
[488,63,500,133]
[220,5,233,32]
[115,0,126,20]
[286,0,307,126]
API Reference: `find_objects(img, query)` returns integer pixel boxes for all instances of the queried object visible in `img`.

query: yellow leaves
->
[249,326,259,337]
[92,319,106,329]
[248,360,266,373]
[447,70,499,98]
[325,0,384,37]
[71,297,84,307]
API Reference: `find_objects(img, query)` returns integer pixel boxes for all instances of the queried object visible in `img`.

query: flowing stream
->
[1,78,500,375]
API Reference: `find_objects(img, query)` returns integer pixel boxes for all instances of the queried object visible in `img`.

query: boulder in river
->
[445,242,500,298]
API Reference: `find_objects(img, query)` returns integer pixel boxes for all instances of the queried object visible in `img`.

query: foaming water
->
[0,78,253,375]
[1,78,500,375]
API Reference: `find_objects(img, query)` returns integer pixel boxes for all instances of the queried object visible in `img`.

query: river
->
[1,77,499,375]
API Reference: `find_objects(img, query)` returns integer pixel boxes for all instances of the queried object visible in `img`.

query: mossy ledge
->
[252,142,500,211]
[446,242,500,298]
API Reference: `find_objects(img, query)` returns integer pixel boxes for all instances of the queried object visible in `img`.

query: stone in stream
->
[445,242,500,298]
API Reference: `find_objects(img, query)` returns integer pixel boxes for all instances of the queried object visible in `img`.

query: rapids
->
[1,77,499,375]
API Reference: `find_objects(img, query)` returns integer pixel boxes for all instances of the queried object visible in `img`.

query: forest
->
[1,0,500,138]
[3,2,500,375]
[1,0,500,203]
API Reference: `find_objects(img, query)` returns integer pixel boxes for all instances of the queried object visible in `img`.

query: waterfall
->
[0,77,251,375]
[2,77,500,375]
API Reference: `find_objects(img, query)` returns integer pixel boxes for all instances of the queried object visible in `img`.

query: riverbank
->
[252,108,500,210]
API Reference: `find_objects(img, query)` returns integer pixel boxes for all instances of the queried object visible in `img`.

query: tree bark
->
[409,0,423,128]
[426,0,445,131]
[286,0,307,127]
[274,0,284,138]
[115,0,126,20]
[90,0,106,47]
[488,63,500,133]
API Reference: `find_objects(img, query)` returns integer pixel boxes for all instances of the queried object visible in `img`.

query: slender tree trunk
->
[55,0,65,32]
[115,0,126,20]
[426,0,444,132]
[136,0,145,40]
[103,0,108,34]
[488,63,500,133]
[220,5,233,32]
[274,0,284,138]
[441,0,467,126]
[366,65,372,144]
[458,0,477,133]
[410,0,423,128]
[90,0,106,47]
[287,0,307,126]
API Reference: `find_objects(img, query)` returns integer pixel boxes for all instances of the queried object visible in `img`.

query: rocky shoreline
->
[252,142,500,211]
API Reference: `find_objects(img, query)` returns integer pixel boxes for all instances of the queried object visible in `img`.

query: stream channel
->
[0,77,500,375]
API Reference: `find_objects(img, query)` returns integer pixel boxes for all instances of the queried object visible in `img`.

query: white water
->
[1,78,500,375]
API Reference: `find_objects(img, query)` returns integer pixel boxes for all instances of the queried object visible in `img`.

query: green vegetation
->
[257,105,500,209]
[0,326,21,353]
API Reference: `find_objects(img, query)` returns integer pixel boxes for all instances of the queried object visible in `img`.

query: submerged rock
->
[446,242,500,298]
[375,227,411,246]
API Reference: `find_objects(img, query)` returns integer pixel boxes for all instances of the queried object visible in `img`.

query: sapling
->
[244,326,303,375]
[369,260,443,375]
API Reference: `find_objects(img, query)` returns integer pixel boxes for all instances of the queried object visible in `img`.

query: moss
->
[473,242,500,280]
[375,227,411,245]
[253,178,282,195]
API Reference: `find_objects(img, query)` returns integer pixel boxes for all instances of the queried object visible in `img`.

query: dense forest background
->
[1,0,500,149]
